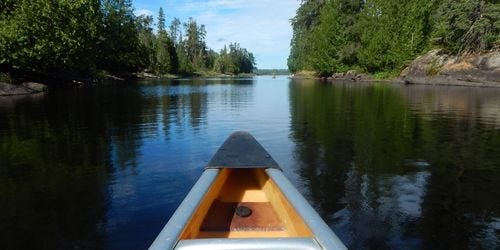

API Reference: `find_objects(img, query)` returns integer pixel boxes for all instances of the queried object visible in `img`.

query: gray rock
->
[105,74,125,81]
[485,54,500,70]
[403,50,500,87]
[0,82,47,96]
[22,82,48,92]
[330,71,372,82]
[142,72,160,79]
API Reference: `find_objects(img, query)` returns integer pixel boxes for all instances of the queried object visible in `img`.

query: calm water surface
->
[0,76,499,249]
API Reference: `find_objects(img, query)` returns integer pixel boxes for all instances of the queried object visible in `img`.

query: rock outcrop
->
[0,82,48,96]
[328,71,372,82]
[402,50,500,87]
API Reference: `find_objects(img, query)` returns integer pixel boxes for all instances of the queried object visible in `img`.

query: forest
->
[288,0,500,77]
[0,0,256,82]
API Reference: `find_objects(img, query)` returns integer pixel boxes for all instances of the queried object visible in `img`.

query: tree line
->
[0,0,256,82]
[288,0,500,77]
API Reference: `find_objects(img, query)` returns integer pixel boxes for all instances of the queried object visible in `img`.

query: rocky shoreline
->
[0,82,48,96]
[292,71,372,82]
[292,50,500,88]
[400,50,500,87]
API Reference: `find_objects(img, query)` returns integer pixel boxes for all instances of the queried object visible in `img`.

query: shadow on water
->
[0,83,176,248]
[288,80,500,249]
[0,78,256,249]
[0,89,113,249]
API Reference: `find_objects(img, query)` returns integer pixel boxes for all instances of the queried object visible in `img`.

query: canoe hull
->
[149,132,346,250]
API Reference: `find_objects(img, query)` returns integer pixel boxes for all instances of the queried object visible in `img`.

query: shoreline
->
[290,75,500,88]
[136,72,256,79]
[0,71,259,96]
[0,82,48,96]
[291,50,500,88]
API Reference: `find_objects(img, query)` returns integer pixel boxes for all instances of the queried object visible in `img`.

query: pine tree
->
[155,8,178,74]
[99,0,145,73]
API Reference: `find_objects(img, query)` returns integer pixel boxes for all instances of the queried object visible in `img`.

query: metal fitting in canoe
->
[149,131,347,250]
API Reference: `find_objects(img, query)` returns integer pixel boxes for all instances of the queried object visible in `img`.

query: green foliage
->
[183,18,208,70]
[214,45,234,74]
[136,15,156,72]
[0,0,101,75]
[169,18,182,46]
[155,33,178,74]
[99,0,145,73]
[157,7,166,34]
[154,8,178,74]
[254,69,290,75]
[0,1,257,80]
[308,1,349,75]
[372,70,400,80]
[357,0,434,73]
[213,43,255,74]
[288,0,500,76]
[432,0,500,53]
[0,72,13,83]
[288,0,326,72]
[176,40,194,74]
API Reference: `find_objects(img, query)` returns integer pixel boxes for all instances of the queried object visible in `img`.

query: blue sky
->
[132,0,300,69]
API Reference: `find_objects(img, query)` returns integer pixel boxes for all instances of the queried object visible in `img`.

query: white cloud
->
[135,8,154,17]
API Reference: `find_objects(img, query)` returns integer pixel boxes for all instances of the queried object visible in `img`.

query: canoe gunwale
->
[149,168,347,250]
[266,168,347,250]
[149,169,220,250]
[175,237,322,250]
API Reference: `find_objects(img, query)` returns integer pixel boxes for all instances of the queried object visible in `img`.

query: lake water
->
[0,76,499,249]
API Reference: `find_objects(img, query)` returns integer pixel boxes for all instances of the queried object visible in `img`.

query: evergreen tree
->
[213,43,255,74]
[357,0,435,73]
[288,0,326,72]
[99,0,145,73]
[155,8,178,74]
[184,18,208,70]
[432,0,500,54]
[0,1,257,80]
[157,7,166,34]
[155,33,177,74]
[169,18,182,46]
[288,0,499,76]
[176,40,193,74]
[137,14,156,72]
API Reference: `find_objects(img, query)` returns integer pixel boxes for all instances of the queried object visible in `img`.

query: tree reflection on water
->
[289,81,500,249]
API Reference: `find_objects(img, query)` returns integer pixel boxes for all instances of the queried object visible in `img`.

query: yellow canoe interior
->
[179,168,313,239]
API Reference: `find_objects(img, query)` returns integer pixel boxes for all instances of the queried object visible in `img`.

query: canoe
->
[149,131,347,250]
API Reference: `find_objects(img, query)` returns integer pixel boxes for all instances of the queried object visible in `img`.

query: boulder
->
[403,50,500,87]
[0,82,47,96]
[485,53,500,70]
[330,71,372,82]
[22,82,48,92]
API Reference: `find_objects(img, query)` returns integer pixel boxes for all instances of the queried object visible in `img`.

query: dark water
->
[0,76,499,249]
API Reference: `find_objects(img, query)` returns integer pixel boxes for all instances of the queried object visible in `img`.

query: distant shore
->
[136,71,256,79]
